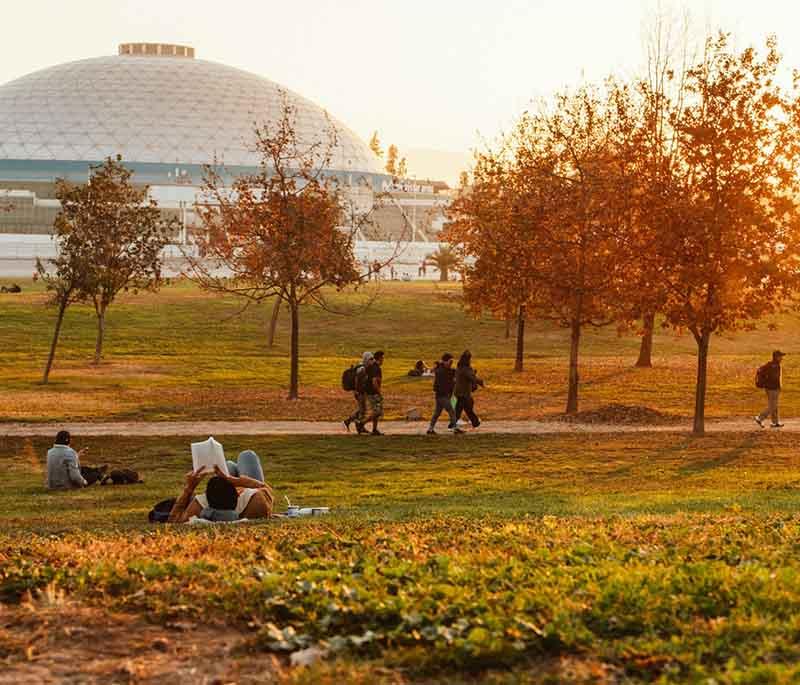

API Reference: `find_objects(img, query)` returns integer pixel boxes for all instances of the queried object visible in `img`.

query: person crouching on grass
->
[46,430,89,489]
[168,450,274,523]
[755,350,786,429]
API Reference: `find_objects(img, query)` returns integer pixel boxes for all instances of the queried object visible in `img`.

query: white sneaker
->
[754,416,765,429]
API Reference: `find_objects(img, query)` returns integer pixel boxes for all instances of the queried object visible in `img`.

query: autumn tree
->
[385,144,399,176]
[54,157,175,364]
[369,131,383,158]
[187,97,369,399]
[643,34,800,435]
[625,6,697,368]
[397,156,408,178]
[36,239,91,384]
[447,150,536,372]
[448,83,638,411]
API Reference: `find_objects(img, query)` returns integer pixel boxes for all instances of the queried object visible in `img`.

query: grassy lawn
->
[4,431,800,682]
[1,278,800,424]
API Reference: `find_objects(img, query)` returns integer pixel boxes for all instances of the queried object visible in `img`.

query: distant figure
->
[427,353,463,435]
[454,350,484,429]
[372,260,381,281]
[46,430,89,489]
[365,350,385,435]
[168,450,273,523]
[390,265,396,280]
[755,350,786,428]
[343,351,373,435]
[407,360,429,377]
[0,284,21,293]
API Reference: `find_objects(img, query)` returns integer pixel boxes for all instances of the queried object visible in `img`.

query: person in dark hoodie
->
[454,350,484,429]
[427,353,463,435]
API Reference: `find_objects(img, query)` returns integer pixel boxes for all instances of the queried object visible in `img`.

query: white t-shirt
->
[195,488,261,516]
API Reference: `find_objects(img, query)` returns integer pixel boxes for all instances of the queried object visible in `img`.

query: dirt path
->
[0,601,281,685]
[0,418,788,437]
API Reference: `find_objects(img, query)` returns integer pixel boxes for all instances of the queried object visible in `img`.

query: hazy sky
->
[3,0,800,159]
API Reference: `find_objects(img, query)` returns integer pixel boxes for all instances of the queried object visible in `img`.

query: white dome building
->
[0,44,449,278]
[0,42,383,185]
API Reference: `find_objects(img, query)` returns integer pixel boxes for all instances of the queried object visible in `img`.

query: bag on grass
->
[148,498,177,524]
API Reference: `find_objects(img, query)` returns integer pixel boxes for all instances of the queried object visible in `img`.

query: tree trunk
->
[267,295,281,348]
[439,267,448,282]
[504,318,511,339]
[288,298,299,400]
[635,312,655,368]
[566,318,581,414]
[43,297,68,384]
[692,332,711,436]
[514,305,525,372]
[93,306,106,365]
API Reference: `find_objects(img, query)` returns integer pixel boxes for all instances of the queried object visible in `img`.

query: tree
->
[511,83,634,414]
[626,5,697,368]
[36,240,90,384]
[54,157,175,364]
[641,34,800,435]
[187,96,367,399]
[385,144,399,176]
[426,245,461,282]
[447,149,536,372]
[369,131,383,159]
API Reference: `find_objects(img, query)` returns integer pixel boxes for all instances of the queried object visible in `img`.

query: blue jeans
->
[226,450,265,482]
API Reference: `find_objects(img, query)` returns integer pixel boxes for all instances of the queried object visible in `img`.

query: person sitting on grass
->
[168,450,274,523]
[46,430,88,489]
[408,360,430,377]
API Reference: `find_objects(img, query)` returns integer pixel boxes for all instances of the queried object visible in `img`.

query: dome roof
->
[0,47,383,176]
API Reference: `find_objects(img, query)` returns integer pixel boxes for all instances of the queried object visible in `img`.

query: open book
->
[191,437,229,476]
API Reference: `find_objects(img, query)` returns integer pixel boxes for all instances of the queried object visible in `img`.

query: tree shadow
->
[677,434,758,476]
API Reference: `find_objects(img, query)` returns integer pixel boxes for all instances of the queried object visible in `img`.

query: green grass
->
[5,432,800,681]
[1,278,800,423]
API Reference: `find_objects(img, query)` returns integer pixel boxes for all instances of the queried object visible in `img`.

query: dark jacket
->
[454,365,483,398]
[763,361,782,391]
[433,365,456,396]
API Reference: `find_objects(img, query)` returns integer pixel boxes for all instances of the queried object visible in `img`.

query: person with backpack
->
[427,353,463,435]
[343,352,373,434]
[454,350,484,429]
[755,350,786,428]
[365,350,385,436]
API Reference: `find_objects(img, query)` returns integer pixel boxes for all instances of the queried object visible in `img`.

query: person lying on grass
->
[167,455,274,523]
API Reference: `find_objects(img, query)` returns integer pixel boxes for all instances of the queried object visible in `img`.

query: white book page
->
[190,437,229,475]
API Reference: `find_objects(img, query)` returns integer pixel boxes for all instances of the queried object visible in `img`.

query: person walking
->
[365,350,385,435]
[344,352,373,434]
[755,350,786,428]
[427,353,463,435]
[454,350,484,429]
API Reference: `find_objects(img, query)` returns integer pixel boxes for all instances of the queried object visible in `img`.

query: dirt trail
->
[0,418,788,437]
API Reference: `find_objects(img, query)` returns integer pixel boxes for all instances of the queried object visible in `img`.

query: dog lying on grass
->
[79,465,143,485]
[102,469,143,485]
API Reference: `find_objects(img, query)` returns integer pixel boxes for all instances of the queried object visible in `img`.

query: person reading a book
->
[168,450,274,523]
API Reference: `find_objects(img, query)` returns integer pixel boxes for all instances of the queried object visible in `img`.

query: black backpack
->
[342,364,364,392]
[148,498,177,523]
[755,364,770,389]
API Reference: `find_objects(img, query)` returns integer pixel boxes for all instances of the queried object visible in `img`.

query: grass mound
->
[555,403,684,425]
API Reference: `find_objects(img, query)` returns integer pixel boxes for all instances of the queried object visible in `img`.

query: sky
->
[3,1,800,182]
